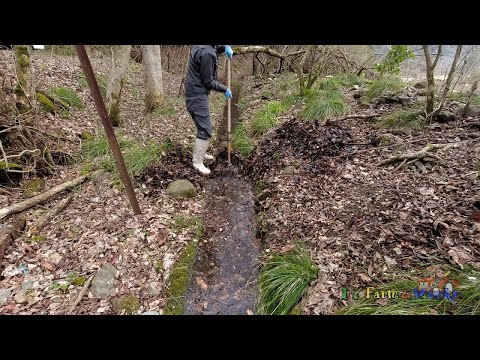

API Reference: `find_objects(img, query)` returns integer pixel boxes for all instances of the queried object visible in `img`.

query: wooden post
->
[74,45,141,215]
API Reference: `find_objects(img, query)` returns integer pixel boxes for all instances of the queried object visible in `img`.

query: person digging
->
[185,45,233,175]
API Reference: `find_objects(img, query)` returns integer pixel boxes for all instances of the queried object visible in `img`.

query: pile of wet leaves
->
[137,147,207,194]
[249,118,352,180]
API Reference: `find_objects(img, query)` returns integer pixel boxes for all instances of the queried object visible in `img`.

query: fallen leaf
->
[280,244,295,253]
[359,273,371,282]
[376,298,388,306]
[399,212,408,220]
[196,277,208,290]
[367,265,374,277]
[448,247,473,269]
[246,309,254,315]
[43,261,55,272]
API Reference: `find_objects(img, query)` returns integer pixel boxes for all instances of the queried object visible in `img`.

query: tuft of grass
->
[252,100,288,137]
[258,248,318,315]
[336,266,480,315]
[302,90,349,120]
[172,214,203,240]
[49,87,84,109]
[81,135,166,175]
[232,123,255,156]
[317,77,342,91]
[376,105,426,130]
[367,75,405,99]
[76,74,107,97]
[123,141,163,175]
[163,242,198,315]
[335,73,365,88]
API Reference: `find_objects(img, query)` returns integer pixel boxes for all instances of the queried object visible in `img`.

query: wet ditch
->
[139,79,356,315]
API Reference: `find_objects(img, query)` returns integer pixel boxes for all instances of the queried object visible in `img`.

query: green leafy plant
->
[375,45,415,75]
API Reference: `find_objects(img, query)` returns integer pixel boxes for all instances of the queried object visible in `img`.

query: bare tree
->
[14,45,33,112]
[142,45,164,113]
[432,45,462,118]
[106,45,131,127]
[422,45,442,115]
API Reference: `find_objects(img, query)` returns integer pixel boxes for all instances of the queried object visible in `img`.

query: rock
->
[0,288,12,306]
[417,89,427,96]
[91,263,117,299]
[49,252,63,265]
[436,111,456,123]
[384,255,397,268]
[463,104,480,117]
[283,165,295,175]
[110,294,140,314]
[147,282,161,296]
[358,96,370,109]
[166,179,196,198]
[14,290,27,304]
[141,311,160,315]
[396,94,413,106]
[413,81,427,89]
[21,280,33,291]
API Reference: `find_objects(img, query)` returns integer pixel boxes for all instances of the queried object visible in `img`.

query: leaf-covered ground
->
[1,49,479,315]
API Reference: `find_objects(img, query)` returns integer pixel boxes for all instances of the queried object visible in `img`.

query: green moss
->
[111,295,141,314]
[80,163,95,176]
[172,215,203,240]
[79,132,94,141]
[0,162,22,170]
[36,92,55,113]
[29,235,47,243]
[163,242,198,315]
[376,105,426,130]
[24,178,46,197]
[155,260,163,274]
[49,87,84,109]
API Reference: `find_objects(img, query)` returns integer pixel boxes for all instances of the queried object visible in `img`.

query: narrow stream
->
[184,177,259,314]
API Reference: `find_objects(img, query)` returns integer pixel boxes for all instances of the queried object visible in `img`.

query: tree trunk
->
[0,213,26,266]
[106,45,131,127]
[14,45,33,113]
[142,45,164,113]
[433,45,463,118]
[423,45,436,115]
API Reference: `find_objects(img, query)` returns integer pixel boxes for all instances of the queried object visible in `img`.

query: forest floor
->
[1,49,479,315]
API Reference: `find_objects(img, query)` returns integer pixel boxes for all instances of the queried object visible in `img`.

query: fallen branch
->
[328,139,427,159]
[377,143,457,167]
[68,274,94,314]
[29,195,73,235]
[464,121,480,129]
[232,46,305,59]
[0,213,26,266]
[0,171,97,220]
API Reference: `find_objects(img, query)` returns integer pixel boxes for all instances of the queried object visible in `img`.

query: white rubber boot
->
[192,138,211,175]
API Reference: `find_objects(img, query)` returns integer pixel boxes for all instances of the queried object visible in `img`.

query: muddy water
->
[184,176,259,315]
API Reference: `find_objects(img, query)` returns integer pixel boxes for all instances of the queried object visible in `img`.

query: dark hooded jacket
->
[185,45,228,98]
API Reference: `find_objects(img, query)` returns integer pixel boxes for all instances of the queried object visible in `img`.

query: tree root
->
[377,143,457,167]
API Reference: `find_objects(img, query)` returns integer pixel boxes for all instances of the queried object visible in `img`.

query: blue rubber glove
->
[224,45,233,59]
[224,88,232,99]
